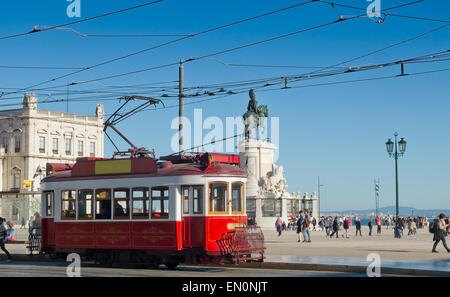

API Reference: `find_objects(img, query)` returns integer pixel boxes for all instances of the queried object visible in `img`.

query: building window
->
[14,135,20,153]
[151,187,169,219]
[113,188,130,219]
[52,138,59,154]
[90,142,95,157]
[78,189,93,220]
[78,140,84,156]
[1,135,8,154]
[61,190,76,220]
[12,173,20,190]
[231,182,244,213]
[39,136,45,153]
[132,187,149,219]
[65,138,72,155]
[45,191,54,217]
[95,189,111,220]
[193,186,203,214]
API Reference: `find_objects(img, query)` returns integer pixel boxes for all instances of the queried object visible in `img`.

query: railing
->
[231,226,265,264]
[26,227,41,255]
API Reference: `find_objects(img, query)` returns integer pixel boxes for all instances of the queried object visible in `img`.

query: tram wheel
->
[165,261,179,270]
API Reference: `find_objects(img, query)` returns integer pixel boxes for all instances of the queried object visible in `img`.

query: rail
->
[231,226,265,264]
[26,227,41,255]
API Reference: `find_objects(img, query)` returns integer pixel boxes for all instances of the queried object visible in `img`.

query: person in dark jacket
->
[329,216,339,238]
[394,217,403,238]
[0,217,12,261]
[368,219,373,236]
[355,217,362,236]
[297,211,304,242]
[432,213,450,253]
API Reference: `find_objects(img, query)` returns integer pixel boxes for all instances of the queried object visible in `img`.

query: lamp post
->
[385,132,407,217]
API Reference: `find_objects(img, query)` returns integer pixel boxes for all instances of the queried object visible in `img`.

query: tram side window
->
[61,190,76,220]
[44,191,54,216]
[151,187,169,219]
[132,187,149,219]
[231,183,243,213]
[95,189,111,220]
[114,188,130,219]
[193,186,203,214]
[209,183,228,213]
[182,186,190,214]
[78,189,93,220]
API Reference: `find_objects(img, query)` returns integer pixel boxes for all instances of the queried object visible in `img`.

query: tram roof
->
[43,161,246,183]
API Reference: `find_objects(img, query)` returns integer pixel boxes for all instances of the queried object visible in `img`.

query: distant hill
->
[321,206,450,217]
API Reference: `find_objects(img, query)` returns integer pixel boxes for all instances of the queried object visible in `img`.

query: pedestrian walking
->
[368,219,373,236]
[303,209,312,242]
[431,213,450,253]
[329,216,339,238]
[376,216,382,234]
[394,217,403,238]
[296,211,304,243]
[0,217,12,261]
[355,217,362,236]
[275,216,283,236]
[311,217,317,231]
[342,216,349,238]
[20,217,26,229]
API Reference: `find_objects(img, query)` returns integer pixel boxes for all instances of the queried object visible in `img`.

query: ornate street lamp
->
[385,132,407,217]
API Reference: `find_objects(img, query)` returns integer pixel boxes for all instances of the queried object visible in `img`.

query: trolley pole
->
[179,59,184,155]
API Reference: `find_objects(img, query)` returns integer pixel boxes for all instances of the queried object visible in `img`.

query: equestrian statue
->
[242,89,268,139]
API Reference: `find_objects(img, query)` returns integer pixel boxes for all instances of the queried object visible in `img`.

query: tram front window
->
[232,183,243,213]
[209,183,228,213]
[95,189,111,220]
[61,190,76,220]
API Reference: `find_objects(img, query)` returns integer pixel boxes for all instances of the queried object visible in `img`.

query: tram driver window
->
[95,189,111,220]
[61,190,76,220]
[78,189,93,220]
[232,183,243,213]
[193,186,203,214]
[114,188,130,219]
[182,186,190,214]
[132,187,149,219]
[151,187,169,219]
[209,183,227,213]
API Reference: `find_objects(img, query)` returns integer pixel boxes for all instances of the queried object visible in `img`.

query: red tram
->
[40,152,264,268]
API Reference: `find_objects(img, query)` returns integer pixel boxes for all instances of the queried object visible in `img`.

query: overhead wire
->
[0,0,165,41]
[4,0,315,95]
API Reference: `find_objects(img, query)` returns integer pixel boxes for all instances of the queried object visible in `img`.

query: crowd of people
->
[274,212,449,253]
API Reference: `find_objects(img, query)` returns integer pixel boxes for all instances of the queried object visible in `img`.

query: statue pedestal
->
[238,138,276,199]
[238,138,319,227]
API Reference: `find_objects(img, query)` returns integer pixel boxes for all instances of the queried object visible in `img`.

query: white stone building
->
[0,93,104,223]
[239,138,318,227]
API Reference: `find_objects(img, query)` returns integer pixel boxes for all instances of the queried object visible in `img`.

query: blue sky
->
[0,0,449,210]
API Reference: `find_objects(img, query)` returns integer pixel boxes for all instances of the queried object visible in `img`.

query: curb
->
[222,261,450,277]
[2,254,449,277]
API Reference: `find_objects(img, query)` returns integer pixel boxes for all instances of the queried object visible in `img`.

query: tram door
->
[181,186,205,248]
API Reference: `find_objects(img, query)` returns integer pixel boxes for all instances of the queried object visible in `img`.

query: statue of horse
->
[243,89,269,139]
